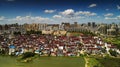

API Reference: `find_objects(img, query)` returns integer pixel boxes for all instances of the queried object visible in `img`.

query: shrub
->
[109,50,117,57]
[21,52,35,59]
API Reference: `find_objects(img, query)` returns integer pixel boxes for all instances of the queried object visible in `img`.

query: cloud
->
[117,16,120,19]
[104,13,120,20]
[75,11,97,16]
[97,16,100,18]
[0,16,53,24]
[52,9,96,23]
[53,15,62,18]
[89,4,97,8]
[0,9,98,24]
[105,15,120,20]
[105,17,117,20]
[104,13,114,17]
[117,5,120,10]
[44,10,56,13]
[60,9,74,16]
[0,16,5,21]
[106,9,109,11]
[59,9,75,18]
[59,9,97,18]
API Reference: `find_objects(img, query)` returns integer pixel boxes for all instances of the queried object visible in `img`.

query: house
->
[9,44,15,55]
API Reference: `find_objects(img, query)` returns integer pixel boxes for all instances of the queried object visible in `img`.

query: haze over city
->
[0,0,120,24]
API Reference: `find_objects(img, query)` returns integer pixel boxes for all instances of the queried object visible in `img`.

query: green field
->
[0,56,85,67]
[87,56,120,67]
[96,57,120,67]
[87,57,103,67]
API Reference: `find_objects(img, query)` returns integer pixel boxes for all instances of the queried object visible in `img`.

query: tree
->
[109,50,118,57]
[14,31,21,35]
[21,52,35,59]
[4,24,9,30]
[26,30,42,35]
[101,48,107,53]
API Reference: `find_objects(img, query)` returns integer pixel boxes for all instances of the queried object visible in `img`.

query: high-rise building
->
[88,22,91,26]
[61,22,70,30]
[92,22,96,28]
[74,22,78,27]
[98,24,107,35]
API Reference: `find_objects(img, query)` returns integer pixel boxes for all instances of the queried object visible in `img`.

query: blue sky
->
[0,0,120,24]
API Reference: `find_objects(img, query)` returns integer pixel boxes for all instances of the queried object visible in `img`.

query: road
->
[84,57,89,67]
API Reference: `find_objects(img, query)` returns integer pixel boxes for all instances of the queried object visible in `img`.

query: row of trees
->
[13,30,42,35]
[26,30,42,35]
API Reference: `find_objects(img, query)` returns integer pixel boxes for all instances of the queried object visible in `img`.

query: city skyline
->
[0,0,120,24]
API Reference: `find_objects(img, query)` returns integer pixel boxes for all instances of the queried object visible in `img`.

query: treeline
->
[26,30,42,35]
[13,30,42,35]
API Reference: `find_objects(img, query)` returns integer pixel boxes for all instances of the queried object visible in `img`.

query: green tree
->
[109,50,118,57]
[14,31,21,35]
[26,30,42,35]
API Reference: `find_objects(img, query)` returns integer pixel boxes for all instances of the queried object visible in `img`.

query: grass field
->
[87,57,103,67]
[96,57,120,67]
[87,55,120,67]
[0,56,85,67]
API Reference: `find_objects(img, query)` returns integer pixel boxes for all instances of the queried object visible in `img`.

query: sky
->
[0,0,120,24]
